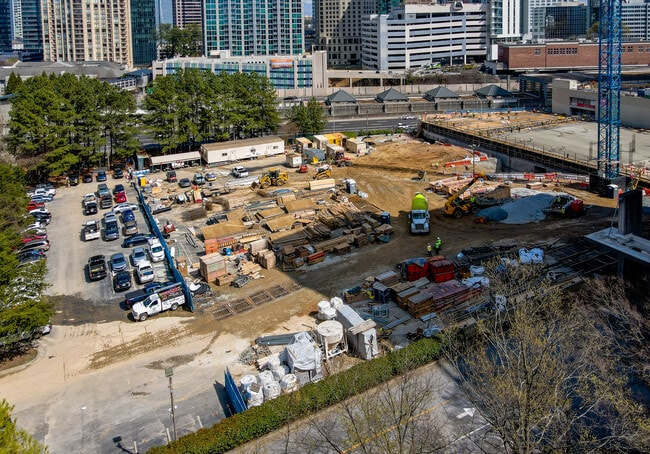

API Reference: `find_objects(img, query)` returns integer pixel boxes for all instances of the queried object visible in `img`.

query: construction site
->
[118,109,647,416]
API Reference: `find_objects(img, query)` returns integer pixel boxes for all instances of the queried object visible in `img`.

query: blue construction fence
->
[134,183,194,312]
[224,368,248,414]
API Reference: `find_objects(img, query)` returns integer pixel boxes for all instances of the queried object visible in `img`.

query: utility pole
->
[165,367,177,442]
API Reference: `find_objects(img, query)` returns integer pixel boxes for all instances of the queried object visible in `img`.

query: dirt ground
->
[0,134,622,452]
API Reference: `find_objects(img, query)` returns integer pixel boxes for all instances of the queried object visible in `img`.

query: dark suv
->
[104,220,119,241]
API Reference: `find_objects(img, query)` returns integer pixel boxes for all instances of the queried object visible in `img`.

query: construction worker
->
[435,237,442,255]
[470,195,476,205]
[427,242,433,257]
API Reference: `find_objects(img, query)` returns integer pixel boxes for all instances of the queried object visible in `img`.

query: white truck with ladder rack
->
[131,283,186,321]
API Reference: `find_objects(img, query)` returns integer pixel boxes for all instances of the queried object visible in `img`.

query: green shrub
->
[149,337,441,453]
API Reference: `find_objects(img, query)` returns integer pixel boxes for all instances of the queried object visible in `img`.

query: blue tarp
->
[476,207,508,221]
[404,257,427,267]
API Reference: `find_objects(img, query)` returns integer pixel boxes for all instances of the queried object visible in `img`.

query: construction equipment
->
[334,151,353,167]
[544,195,585,217]
[443,177,480,219]
[313,165,332,180]
[298,164,309,173]
[256,168,289,189]
[409,192,430,234]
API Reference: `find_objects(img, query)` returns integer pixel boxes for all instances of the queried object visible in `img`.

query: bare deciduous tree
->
[445,263,650,453]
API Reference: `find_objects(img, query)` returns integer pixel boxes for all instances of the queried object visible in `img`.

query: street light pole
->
[165,367,177,442]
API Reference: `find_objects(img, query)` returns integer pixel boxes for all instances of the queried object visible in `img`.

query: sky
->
[304,0,313,16]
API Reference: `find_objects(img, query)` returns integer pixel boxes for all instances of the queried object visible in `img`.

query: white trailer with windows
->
[200,137,284,166]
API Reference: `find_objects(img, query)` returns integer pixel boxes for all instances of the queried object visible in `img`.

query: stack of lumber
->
[303,222,332,241]
[353,233,369,247]
[238,260,263,279]
[215,273,235,286]
[375,224,394,236]
[309,178,336,190]
[334,243,351,255]
[307,251,326,265]
[267,227,309,249]
[312,234,354,253]
[256,249,277,269]
[375,270,400,286]
[199,253,227,281]
[405,280,482,318]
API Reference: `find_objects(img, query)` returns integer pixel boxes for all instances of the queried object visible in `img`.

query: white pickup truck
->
[131,283,186,321]
[82,220,101,241]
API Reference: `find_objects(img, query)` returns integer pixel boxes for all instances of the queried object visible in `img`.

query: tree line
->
[5,68,326,181]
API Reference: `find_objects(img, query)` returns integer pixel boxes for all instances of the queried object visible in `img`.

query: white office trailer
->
[200,137,284,166]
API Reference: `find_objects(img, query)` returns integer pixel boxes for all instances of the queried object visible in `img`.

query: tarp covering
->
[285,332,322,373]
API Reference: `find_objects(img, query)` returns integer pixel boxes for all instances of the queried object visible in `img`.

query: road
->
[325,117,420,134]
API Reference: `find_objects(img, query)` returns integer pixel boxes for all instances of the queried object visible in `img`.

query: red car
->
[114,192,127,203]
[26,201,45,211]
[23,234,48,243]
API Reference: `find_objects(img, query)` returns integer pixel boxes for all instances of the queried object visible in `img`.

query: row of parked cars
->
[169,166,250,188]
[18,184,57,266]
[84,182,168,294]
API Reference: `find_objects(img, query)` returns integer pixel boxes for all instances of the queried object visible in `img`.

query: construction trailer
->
[200,137,284,166]
[336,305,379,360]
[303,148,326,164]
[286,153,303,168]
[324,133,345,146]
[346,138,367,154]
[312,134,330,150]
[325,143,346,160]
[295,137,313,153]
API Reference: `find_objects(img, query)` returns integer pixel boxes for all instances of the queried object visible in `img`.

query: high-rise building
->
[543,4,588,40]
[488,0,522,60]
[173,0,203,27]
[0,0,12,54]
[204,0,304,57]
[361,2,488,71]
[19,0,43,61]
[620,0,650,41]
[132,0,159,67]
[315,0,366,67]
[41,0,133,67]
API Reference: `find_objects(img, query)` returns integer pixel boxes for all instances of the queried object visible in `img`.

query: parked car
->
[30,212,51,225]
[122,233,156,248]
[123,220,138,236]
[113,184,125,195]
[113,271,132,292]
[113,203,138,214]
[96,171,107,182]
[166,170,177,183]
[103,220,120,241]
[103,212,117,224]
[205,171,217,182]
[114,192,127,203]
[26,201,45,211]
[22,227,47,237]
[97,183,110,197]
[148,239,165,262]
[68,173,80,186]
[29,194,53,203]
[28,207,50,216]
[28,187,56,198]
[192,172,206,185]
[232,166,249,178]
[17,250,46,265]
[18,239,50,254]
[178,178,191,188]
[82,174,93,183]
[130,247,148,266]
[123,281,171,309]
[22,234,48,243]
[113,167,124,179]
[109,252,128,272]
[121,209,135,223]
[136,261,155,284]
[87,255,107,281]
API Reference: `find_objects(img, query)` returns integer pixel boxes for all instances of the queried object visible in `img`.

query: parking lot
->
[46,174,175,323]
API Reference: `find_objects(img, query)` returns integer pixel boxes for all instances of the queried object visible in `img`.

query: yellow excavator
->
[256,168,289,189]
[443,177,480,218]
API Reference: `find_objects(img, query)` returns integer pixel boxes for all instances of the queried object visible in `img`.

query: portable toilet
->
[346,179,357,195]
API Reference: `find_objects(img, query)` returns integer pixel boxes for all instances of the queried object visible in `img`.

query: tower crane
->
[597,0,623,180]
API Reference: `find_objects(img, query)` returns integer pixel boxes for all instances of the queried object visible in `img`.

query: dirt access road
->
[0,136,618,453]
